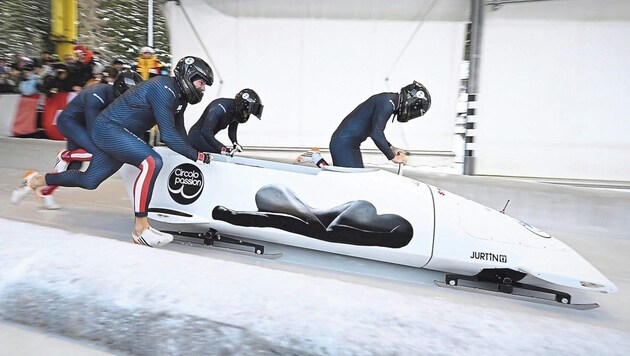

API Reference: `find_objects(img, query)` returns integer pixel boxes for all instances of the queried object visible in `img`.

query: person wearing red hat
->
[73,45,95,87]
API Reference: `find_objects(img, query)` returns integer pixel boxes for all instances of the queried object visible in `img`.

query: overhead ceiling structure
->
[198,0,469,21]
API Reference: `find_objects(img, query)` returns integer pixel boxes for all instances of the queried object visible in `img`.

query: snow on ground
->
[1,218,628,355]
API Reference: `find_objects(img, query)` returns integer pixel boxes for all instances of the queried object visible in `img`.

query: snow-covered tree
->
[0,0,170,67]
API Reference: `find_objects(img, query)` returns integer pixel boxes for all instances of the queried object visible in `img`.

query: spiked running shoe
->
[132,227,173,248]
[9,170,38,205]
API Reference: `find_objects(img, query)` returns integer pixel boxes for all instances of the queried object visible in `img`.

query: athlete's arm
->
[370,102,396,160]
[148,85,197,161]
[200,106,228,152]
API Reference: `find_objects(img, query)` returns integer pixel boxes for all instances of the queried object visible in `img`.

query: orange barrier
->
[12,94,41,136]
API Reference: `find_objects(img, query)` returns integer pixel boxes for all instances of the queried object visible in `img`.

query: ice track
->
[1,138,629,355]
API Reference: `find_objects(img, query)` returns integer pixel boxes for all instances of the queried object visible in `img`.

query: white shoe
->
[37,189,61,210]
[132,227,173,248]
[9,170,38,205]
[53,149,70,173]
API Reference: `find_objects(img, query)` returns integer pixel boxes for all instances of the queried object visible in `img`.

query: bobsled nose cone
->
[524,269,618,294]
[582,280,618,294]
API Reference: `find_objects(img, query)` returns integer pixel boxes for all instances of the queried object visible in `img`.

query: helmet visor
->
[249,102,264,119]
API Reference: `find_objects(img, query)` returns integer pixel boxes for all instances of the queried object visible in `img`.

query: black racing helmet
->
[397,81,431,122]
[174,56,213,105]
[113,69,143,98]
[234,88,263,123]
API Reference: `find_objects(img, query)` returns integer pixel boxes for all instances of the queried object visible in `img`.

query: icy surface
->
[0,218,629,355]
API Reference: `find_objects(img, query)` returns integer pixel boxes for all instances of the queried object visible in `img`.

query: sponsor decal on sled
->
[470,251,507,263]
[168,163,204,204]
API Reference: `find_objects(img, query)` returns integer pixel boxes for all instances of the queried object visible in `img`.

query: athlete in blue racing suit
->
[20,56,215,248]
[188,88,263,155]
[38,70,143,207]
[329,81,431,168]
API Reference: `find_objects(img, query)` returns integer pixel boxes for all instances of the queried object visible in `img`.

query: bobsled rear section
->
[425,185,617,294]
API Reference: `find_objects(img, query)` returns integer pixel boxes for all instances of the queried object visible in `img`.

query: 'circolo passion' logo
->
[168,163,204,205]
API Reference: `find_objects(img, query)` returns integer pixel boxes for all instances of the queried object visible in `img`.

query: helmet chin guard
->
[397,81,431,122]
[234,88,263,123]
[174,56,213,105]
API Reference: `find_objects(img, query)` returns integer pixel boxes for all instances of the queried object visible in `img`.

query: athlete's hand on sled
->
[390,145,406,156]
[391,151,408,165]
[232,142,243,153]
[220,146,237,157]
[196,152,213,164]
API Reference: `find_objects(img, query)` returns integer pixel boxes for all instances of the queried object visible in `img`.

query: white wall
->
[164,0,467,153]
[475,0,630,181]
[0,94,20,137]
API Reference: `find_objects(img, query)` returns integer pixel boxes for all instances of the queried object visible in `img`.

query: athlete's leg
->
[41,118,96,201]
[43,149,123,190]
[92,121,171,247]
[57,117,100,154]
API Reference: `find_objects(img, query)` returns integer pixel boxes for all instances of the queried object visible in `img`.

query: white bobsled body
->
[120,147,617,294]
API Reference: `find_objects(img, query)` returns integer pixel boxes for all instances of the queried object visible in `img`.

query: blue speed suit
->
[58,83,114,155]
[188,98,239,153]
[45,76,196,218]
[329,93,399,168]
[43,84,118,194]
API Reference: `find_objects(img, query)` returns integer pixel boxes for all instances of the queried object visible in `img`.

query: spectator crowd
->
[0,45,166,97]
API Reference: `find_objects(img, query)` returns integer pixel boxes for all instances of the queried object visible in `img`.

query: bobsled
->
[119,147,617,308]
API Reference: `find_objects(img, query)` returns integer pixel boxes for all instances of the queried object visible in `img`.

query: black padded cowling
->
[212,184,413,248]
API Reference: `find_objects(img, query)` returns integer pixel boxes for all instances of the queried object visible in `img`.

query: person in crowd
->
[0,70,19,93]
[18,63,40,96]
[328,81,431,168]
[61,54,84,92]
[40,51,54,73]
[188,88,264,155]
[12,52,31,71]
[63,54,76,66]
[39,63,75,97]
[102,66,118,84]
[73,45,95,87]
[0,59,19,93]
[135,46,163,80]
[7,64,24,91]
[0,57,9,74]
[112,59,124,74]
[84,62,107,87]
[14,56,214,248]
[10,69,143,210]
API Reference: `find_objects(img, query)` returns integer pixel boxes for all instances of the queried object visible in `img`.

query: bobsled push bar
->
[161,228,282,259]
[435,271,599,310]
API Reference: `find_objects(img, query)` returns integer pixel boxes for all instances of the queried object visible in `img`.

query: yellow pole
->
[50,0,78,60]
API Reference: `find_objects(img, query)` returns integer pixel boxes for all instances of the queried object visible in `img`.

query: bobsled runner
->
[119,147,617,309]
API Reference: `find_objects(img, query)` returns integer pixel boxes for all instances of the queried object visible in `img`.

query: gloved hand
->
[232,142,243,153]
[391,151,408,165]
[196,152,212,164]
[221,146,237,157]
[390,145,405,156]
